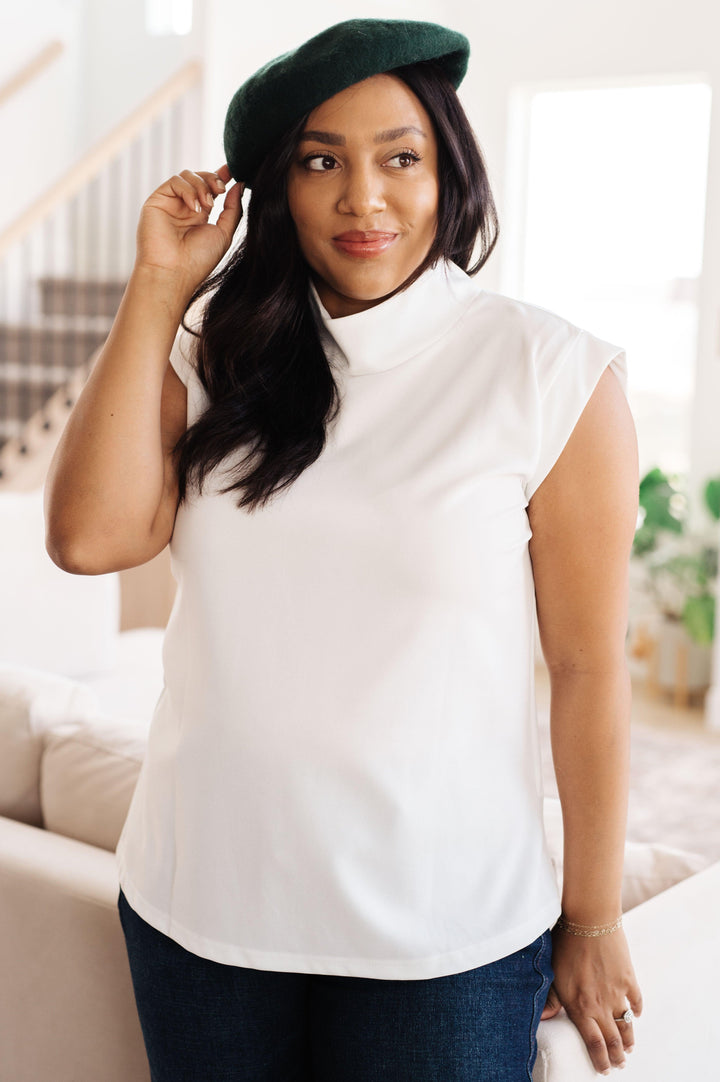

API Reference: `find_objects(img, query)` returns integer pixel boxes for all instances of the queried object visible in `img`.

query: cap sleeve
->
[524,325,629,502]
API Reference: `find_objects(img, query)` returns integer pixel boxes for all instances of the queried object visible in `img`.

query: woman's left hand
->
[540,926,643,1075]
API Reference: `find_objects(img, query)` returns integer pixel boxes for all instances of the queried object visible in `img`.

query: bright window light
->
[514,81,712,475]
[146,0,193,36]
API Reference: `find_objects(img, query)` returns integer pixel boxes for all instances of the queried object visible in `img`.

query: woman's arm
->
[45,267,191,574]
[527,364,643,1075]
[44,165,243,575]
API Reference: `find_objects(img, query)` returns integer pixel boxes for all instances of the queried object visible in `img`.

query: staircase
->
[0,59,202,486]
[0,277,123,460]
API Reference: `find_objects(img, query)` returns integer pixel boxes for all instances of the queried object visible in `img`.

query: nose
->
[336,162,386,218]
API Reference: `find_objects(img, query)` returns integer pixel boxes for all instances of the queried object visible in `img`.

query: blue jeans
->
[118,889,553,1081]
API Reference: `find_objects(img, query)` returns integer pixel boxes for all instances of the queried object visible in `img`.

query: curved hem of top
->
[116,862,562,981]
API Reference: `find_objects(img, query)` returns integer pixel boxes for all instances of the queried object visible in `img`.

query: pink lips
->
[333,231,398,257]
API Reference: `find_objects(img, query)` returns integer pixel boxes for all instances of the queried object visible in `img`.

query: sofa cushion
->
[40,715,148,852]
[543,795,710,912]
[0,489,120,678]
[620,837,710,910]
[0,665,99,826]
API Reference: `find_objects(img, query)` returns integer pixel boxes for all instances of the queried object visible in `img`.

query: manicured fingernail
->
[194,200,201,212]
[602,1071,611,1076]
[618,1062,626,1069]
[216,178,226,190]
[626,1045,634,1053]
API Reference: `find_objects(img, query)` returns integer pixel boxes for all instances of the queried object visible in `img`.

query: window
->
[505,79,712,476]
[146,0,193,36]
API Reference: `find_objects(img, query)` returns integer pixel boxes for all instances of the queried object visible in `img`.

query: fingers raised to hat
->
[213,177,245,244]
[195,169,229,197]
[154,170,208,215]
[210,164,245,205]
[214,164,233,186]
[176,168,219,212]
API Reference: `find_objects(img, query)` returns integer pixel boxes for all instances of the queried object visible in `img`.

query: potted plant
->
[632,470,720,698]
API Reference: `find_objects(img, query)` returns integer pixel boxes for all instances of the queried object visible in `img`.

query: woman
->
[45,18,642,1082]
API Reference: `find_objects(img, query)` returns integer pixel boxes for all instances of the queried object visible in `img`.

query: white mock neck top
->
[116,259,628,979]
[308,260,483,376]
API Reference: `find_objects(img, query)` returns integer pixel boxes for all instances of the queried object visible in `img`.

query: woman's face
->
[286,73,439,319]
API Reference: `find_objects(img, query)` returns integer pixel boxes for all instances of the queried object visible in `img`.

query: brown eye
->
[304,154,338,172]
[387,150,422,169]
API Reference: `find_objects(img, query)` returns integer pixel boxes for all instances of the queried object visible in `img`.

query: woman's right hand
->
[135,164,245,294]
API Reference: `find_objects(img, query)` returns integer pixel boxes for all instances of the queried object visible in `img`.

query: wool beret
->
[223,18,470,187]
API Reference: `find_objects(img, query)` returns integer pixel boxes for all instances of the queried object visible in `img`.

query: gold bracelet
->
[555,913,623,937]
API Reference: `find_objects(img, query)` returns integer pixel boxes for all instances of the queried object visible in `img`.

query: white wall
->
[0,0,204,235]
[0,1,83,234]
[78,0,203,150]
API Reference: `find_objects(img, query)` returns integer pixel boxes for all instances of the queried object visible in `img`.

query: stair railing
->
[0,59,202,470]
[0,39,65,110]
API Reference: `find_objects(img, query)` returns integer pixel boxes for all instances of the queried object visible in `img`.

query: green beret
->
[223,18,470,187]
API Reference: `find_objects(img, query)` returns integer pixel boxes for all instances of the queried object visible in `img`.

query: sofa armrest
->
[0,815,150,1082]
[533,860,720,1080]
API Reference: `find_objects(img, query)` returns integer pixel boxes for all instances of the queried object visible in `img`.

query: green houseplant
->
[634,469,719,647]
[631,469,720,699]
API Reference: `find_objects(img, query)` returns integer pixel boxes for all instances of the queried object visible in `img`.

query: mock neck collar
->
[308,259,482,376]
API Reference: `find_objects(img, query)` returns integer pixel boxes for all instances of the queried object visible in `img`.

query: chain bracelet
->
[555,913,623,937]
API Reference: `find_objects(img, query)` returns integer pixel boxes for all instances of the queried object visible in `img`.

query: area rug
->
[537,705,720,863]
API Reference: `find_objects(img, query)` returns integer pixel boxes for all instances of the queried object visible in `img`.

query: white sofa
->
[1,652,717,1082]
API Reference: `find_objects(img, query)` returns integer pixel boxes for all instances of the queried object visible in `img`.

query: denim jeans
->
[118,889,553,1082]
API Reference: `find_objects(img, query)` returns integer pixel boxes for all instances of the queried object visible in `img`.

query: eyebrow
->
[299,126,428,146]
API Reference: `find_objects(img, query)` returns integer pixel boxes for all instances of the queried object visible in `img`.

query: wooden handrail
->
[0,39,65,110]
[0,58,203,261]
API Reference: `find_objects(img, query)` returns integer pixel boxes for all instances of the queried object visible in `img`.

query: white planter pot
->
[655,618,712,692]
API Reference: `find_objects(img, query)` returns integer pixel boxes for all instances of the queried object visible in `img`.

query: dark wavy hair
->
[174,60,499,512]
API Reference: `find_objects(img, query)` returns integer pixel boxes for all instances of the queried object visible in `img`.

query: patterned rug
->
[536,675,720,864]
